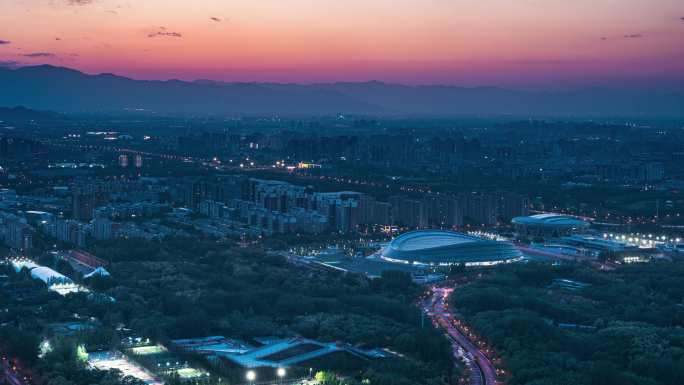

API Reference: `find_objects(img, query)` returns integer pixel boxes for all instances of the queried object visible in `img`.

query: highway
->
[423,287,499,385]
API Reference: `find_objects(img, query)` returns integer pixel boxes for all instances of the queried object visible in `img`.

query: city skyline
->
[3,3,684,385]
[1,0,683,89]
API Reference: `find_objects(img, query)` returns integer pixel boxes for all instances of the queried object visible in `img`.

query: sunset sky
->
[1,0,683,88]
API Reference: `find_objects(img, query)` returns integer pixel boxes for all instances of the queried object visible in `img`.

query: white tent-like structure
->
[9,258,87,296]
[30,266,72,285]
[84,267,110,279]
[11,259,40,273]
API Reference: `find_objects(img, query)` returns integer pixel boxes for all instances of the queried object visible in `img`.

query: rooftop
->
[512,213,589,227]
[390,230,481,251]
[217,337,378,369]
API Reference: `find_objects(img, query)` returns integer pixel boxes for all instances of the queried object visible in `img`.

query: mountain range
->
[0,105,62,122]
[0,65,682,118]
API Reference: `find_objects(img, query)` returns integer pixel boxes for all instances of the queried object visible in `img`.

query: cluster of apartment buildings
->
[0,211,33,250]
[184,176,529,235]
[0,172,530,249]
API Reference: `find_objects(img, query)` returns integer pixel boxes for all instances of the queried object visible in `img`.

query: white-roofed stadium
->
[381,230,522,267]
[9,258,87,296]
[511,213,590,237]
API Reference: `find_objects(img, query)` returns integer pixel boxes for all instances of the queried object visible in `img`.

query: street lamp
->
[246,370,256,384]
[277,368,286,385]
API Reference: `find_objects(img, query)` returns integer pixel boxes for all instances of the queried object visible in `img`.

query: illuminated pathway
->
[423,288,500,385]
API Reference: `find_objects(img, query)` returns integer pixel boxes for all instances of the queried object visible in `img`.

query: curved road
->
[423,287,499,385]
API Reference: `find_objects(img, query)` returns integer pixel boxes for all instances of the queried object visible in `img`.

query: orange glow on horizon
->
[1,0,683,87]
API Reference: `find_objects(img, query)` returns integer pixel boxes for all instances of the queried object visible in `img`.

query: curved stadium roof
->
[511,213,589,229]
[11,259,40,273]
[381,230,522,266]
[30,266,72,285]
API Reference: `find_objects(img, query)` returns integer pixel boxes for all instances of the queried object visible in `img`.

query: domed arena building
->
[381,230,522,267]
[511,213,589,238]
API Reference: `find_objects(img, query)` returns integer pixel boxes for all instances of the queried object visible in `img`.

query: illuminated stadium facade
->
[381,230,522,267]
[511,213,590,237]
[10,258,87,296]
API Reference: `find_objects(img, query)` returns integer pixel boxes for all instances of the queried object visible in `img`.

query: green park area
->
[450,262,684,385]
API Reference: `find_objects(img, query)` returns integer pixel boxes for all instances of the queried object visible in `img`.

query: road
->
[423,287,499,385]
[1,356,30,385]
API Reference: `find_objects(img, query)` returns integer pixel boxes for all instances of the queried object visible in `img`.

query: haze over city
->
[2,3,684,385]
[1,0,683,88]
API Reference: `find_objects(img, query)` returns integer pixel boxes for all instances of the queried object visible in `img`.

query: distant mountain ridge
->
[0,105,63,121]
[0,65,682,118]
